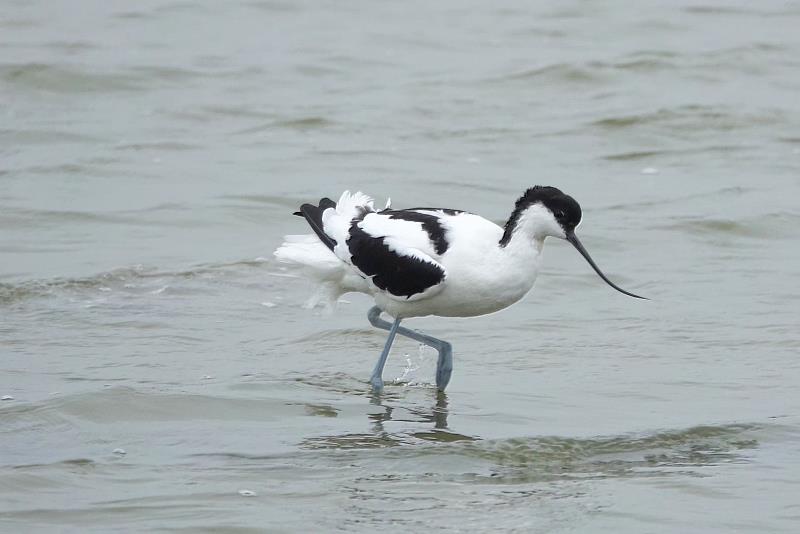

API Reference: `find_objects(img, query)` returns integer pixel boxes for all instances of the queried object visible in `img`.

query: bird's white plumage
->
[275,190,556,318]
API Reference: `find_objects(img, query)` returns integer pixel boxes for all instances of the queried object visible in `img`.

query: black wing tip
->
[294,199,337,252]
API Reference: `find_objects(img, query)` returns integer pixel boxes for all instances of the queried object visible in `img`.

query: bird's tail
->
[274,191,377,310]
[293,197,337,252]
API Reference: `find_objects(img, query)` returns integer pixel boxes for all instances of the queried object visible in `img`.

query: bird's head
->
[502,186,647,300]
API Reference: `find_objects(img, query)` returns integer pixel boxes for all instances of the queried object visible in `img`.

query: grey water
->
[2,0,800,532]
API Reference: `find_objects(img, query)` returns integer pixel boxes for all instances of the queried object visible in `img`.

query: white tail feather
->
[322,191,375,250]
[275,191,378,310]
[274,235,340,280]
[274,235,366,311]
[336,190,374,216]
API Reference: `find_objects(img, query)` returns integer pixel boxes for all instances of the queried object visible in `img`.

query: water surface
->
[2,1,800,532]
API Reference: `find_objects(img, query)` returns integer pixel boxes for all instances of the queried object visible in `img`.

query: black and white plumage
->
[275,187,646,391]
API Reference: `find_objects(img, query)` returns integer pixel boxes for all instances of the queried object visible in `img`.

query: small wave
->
[0,128,101,146]
[298,420,762,483]
[15,162,107,176]
[414,126,523,143]
[658,212,800,239]
[41,41,98,52]
[684,6,800,17]
[1,387,308,427]
[127,65,204,82]
[778,136,800,144]
[0,63,141,93]
[0,267,153,305]
[488,55,681,86]
[0,206,197,232]
[303,433,409,450]
[198,105,276,119]
[113,11,153,20]
[490,43,785,90]
[289,372,437,404]
[685,6,762,15]
[0,18,36,29]
[273,116,333,129]
[464,424,755,465]
[375,423,761,484]
[312,148,407,159]
[113,141,201,152]
[603,150,666,161]
[292,328,377,344]
[233,116,335,135]
[592,109,676,129]
[600,186,750,212]
[501,63,603,84]
[294,64,345,78]
[0,203,235,230]
[0,61,259,96]
[246,1,302,13]
[610,58,677,72]
[12,458,97,471]
[0,259,271,305]
[591,105,784,133]
[217,194,303,210]
[603,144,754,161]
[0,207,138,227]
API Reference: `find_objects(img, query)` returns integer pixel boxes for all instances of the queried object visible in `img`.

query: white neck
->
[472,216,545,314]
[502,203,565,246]
[494,203,564,291]
[502,228,546,258]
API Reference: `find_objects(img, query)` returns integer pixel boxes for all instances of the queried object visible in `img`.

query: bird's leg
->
[369,315,401,391]
[367,306,454,391]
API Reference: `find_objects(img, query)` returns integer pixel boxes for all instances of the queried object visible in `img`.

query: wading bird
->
[275,186,645,391]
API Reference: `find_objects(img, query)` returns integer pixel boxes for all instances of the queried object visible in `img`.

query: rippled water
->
[3,1,800,532]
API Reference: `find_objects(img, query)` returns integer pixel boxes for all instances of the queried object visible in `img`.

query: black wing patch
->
[383,209,460,255]
[347,220,445,298]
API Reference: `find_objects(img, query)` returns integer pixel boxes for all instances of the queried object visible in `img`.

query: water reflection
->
[302,389,476,449]
[462,426,758,484]
[304,390,759,485]
[292,374,760,482]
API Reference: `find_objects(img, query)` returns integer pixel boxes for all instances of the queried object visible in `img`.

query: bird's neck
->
[500,230,546,260]
[487,220,545,306]
[499,204,558,248]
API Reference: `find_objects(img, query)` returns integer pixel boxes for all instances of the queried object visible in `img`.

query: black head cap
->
[501,186,582,245]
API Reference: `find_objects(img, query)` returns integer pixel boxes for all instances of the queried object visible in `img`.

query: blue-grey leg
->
[367,306,454,391]
[370,315,401,391]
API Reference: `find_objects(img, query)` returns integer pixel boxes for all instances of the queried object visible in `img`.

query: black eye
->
[556,210,566,218]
